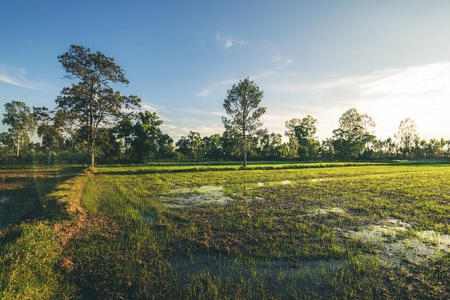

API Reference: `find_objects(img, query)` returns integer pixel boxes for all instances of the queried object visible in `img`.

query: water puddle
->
[311,178,324,182]
[170,254,347,295]
[142,214,157,224]
[248,178,324,190]
[342,218,450,264]
[162,186,232,208]
[248,180,294,190]
[0,194,10,204]
[298,207,345,217]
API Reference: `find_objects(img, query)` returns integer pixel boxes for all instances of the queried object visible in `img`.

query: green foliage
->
[176,131,202,158]
[2,101,37,157]
[34,107,65,164]
[222,77,266,167]
[117,111,173,162]
[395,118,420,157]
[294,115,320,159]
[2,162,450,298]
[55,45,141,166]
[332,108,375,159]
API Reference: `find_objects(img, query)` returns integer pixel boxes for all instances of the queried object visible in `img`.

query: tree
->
[259,131,283,159]
[221,128,241,160]
[117,111,173,162]
[2,101,37,157]
[294,115,319,159]
[202,134,223,160]
[222,77,266,167]
[332,108,375,159]
[34,107,64,164]
[175,131,202,158]
[285,118,302,157]
[55,45,141,166]
[395,118,419,158]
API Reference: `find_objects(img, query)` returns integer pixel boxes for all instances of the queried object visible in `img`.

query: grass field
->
[1,161,449,299]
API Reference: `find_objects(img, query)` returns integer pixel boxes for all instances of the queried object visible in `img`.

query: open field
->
[1,162,449,299]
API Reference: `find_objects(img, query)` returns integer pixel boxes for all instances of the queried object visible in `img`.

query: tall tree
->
[332,108,375,159]
[395,118,419,157]
[222,77,266,167]
[2,101,37,157]
[55,45,141,166]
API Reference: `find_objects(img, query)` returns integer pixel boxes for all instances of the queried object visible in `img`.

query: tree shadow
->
[0,165,83,231]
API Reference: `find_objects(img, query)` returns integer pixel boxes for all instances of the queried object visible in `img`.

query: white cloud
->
[142,103,160,112]
[196,88,212,97]
[215,30,245,49]
[225,40,233,49]
[195,77,240,97]
[273,61,450,140]
[195,72,275,98]
[272,54,293,69]
[0,65,51,91]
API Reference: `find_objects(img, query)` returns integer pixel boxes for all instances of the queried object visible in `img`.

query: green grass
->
[0,166,87,299]
[1,161,449,298]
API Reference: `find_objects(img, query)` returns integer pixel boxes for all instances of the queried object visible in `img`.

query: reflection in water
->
[341,218,450,265]
[162,186,232,208]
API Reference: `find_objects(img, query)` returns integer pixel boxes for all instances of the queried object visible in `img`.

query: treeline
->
[1,100,449,164]
[1,45,449,165]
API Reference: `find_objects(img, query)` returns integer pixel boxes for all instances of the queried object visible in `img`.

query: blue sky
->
[2,0,450,141]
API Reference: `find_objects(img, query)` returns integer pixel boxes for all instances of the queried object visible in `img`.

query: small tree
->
[294,115,319,159]
[175,131,202,158]
[55,45,141,166]
[34,107,65,164]
[2,101,37,157]
[117,111,173,162]
[222,77,266,167]
[285,118,302,157]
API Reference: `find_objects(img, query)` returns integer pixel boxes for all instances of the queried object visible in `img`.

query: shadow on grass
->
[0,165,84,231]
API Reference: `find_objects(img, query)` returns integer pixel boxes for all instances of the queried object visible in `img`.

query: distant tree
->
[221,128,241,160]
[202,134,223,160]
[422,138,442,158]
[395,118,419,158]
[294,115,319,159]
[222,77,266,167]
[285,118,302,156]
[320,138,334,158]
[2,101,37,157]
[55,45,141,166]
[259,131,283,159]
[117,111,173,162]
[34,107,65,164]
[0,132,14,158]
[175,131,202,158]
[332,108,375,159]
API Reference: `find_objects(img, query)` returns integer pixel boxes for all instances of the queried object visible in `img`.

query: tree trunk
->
[90,152,95,167]
[16,136,20,157]
[243,131,247,168]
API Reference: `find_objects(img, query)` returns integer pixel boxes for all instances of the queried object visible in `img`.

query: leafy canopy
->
[222,77,266,166]
[55,45,141,166]
[2,101,37,157]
